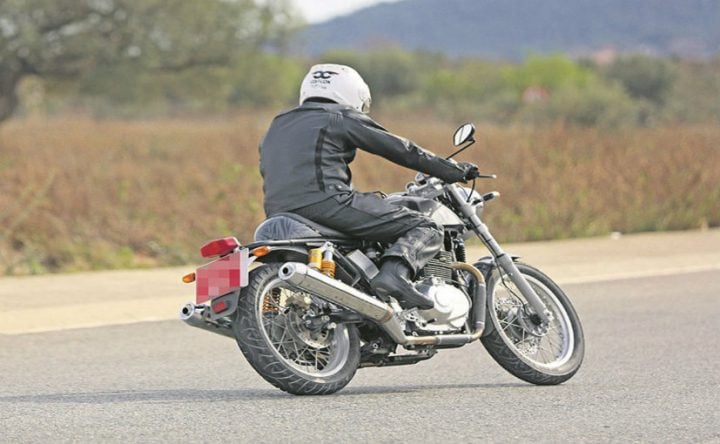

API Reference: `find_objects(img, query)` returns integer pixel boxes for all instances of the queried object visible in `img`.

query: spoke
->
[540,345,553,363]
[540,340,554,359]
[276,340,289,358]
[263,316,285,330]
[270,329,288,346]
[271,338,296,349]
[298,345,311,358]
[545,323,559,335]
[317,354,329,367]
[289,340,300,361]
[540,331,565,360]
[499,318,521,330]
[547,343,559,360]
[543,335,560,353]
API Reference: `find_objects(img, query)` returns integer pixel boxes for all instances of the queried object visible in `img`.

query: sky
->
[291,0,405,23]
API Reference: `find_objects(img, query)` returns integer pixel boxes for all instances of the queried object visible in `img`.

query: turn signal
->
[182,272,196,283]
[251,246,271,257]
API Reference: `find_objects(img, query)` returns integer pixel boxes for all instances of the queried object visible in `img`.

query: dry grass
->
[1,114,718,275]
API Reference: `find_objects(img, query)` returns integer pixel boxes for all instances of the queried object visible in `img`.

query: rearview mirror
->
[453,123,476,146]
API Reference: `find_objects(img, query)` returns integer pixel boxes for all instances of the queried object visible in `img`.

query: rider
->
[259,64,478,310]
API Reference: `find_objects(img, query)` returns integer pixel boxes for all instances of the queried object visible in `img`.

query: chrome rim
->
[256,278,350,377]
[489,270,574,370]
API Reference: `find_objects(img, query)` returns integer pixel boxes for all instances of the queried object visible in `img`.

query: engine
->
[410,252,471,333]
[412,279,471,333]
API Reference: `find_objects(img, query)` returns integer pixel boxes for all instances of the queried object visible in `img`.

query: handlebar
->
[474,173,497,180]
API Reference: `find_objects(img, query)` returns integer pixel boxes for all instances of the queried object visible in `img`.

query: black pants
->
[291,192,443,274]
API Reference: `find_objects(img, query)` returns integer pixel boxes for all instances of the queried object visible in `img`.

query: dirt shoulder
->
[1,229,718,335]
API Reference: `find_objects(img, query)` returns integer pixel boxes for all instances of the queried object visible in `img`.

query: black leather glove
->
[459,162,480,181]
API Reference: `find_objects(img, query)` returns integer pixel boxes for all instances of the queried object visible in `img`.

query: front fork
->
[447,186,552,326]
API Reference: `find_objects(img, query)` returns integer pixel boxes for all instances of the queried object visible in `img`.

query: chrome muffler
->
[179,303,235,339]
[278,262,394,323]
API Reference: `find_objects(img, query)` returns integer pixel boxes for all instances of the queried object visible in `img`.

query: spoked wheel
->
[480,262,584,385]
[233,263,360,395]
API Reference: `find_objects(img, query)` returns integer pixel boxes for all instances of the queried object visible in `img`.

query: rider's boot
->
[370,258,434,310]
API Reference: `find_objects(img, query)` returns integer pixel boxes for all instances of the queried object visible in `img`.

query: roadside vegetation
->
[1,117,718,275]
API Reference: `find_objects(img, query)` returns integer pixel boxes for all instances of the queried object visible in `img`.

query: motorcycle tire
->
[480,262,585,385]
[233,263,360,395]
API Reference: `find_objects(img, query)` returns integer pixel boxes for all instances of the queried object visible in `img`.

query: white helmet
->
[299,64,372,113]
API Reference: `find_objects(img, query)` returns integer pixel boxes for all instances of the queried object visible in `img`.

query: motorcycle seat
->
[254,212,353,241]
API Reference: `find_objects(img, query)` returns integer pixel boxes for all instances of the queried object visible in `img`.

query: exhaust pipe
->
[451,262,486,335]
[179,303,235,339]
[278,262,394,323]
[400,263,486,346]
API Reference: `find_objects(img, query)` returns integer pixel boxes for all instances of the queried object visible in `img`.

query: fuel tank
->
[385,195,464,229]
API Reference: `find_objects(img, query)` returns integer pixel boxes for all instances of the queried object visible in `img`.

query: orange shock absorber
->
[262,288,281,314]
[321,244,336,278]
[321,259,336,278]
[308,247,323,270]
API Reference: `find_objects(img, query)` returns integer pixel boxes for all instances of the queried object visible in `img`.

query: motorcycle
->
[179,123,585,395]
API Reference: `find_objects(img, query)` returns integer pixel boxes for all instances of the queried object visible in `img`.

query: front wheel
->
[233,263,360,395]
[480,262,584,385]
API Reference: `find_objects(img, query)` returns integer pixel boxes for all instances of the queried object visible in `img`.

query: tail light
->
[211,299,229,313]
[200,237,240,258]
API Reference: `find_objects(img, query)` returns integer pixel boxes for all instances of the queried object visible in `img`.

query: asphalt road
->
[1,269,718,443]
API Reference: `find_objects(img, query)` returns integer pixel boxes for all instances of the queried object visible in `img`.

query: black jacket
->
[259,101,466,216]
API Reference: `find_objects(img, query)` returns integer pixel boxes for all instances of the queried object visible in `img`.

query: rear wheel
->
[233,263,360,395]
[480,263,584,385]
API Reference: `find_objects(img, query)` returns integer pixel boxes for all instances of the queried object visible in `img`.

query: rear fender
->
[253,246,309,265]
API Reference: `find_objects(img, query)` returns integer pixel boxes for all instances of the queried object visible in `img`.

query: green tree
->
[603,55,676,105]
[503,54,595,92]
[661,58,720,124]
[524,82,639,127]
[0,0,297,122]
[228,53,305,108]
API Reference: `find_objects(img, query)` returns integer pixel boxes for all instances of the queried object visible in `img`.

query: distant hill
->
[297,0,720,59]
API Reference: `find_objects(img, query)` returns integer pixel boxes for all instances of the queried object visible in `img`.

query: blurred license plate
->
[195,249,249,304]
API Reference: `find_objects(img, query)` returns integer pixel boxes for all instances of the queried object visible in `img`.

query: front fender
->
[473,254,521,279]
[473,256,495,279]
